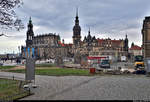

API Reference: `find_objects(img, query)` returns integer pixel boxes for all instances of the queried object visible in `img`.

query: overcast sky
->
[0,0,150,54]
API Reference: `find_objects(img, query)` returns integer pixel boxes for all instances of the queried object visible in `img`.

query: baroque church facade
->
[21,10,129,63]
[21,17,68,60]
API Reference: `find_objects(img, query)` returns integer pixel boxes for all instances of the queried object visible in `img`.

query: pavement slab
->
[0,72,150,100]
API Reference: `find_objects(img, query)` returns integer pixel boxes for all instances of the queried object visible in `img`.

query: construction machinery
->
[134,55,144,70]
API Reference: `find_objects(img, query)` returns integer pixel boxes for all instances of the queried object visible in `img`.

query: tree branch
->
[0,0,24,30]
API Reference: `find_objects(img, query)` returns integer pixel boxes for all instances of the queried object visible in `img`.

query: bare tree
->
[0,0,24,30]
[0,33,10,37]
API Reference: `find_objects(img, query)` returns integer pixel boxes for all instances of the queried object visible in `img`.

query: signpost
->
[25,58,35,81]
[24,47,37,88]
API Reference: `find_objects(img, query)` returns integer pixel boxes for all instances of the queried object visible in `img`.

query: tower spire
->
[28,16,33,30]
[29,16,32,23]
[75,7,79,25]
[73,7,81,46]
[88,27,90,35]
[76,7,78,17]
[26,17,34,47]
[126,34,127,38]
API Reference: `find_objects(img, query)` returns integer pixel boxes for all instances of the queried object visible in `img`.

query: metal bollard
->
[19,81,23,90]
[12,76,14,80]
[29,88,31,95]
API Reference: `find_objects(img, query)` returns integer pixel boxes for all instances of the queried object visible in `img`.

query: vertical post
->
[29,88,31,95]
[25,57,35,81]
[19,81,22,90]
[18,46,20,57]
[24,47,26,58]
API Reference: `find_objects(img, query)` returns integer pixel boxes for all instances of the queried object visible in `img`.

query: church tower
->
[142,16,150,58]
[124,34,129,52]
[26,17,34,47]
[73,8,81,46]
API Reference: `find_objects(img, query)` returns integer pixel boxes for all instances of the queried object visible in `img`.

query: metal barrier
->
[0,76,30,101]
[0,75,24,81]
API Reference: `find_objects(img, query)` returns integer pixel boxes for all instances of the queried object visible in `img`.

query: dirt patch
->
[36,67,60,69]
[9,66,59,70]
[10,66,25,70]
[128,69,135,73]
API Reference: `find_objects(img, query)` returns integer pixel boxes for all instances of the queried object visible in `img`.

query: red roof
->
[87,56,106,60]
[58,41,65,47]
[65,43,73,47]
[58,41,73,47]
[97,39,105,44]
[111,40,122,44]
[130,45,142,50]
[97,39,122,45]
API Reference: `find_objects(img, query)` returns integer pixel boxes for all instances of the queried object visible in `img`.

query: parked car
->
[0,63,3,66]
[99,59,110,68]
[121,56,127,62]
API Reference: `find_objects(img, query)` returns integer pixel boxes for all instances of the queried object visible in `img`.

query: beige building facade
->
[142,16,150,58]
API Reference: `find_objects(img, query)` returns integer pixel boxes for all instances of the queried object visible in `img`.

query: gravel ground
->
[1,72,150,100]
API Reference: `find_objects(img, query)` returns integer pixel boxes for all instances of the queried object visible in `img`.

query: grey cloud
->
[1,0,150,53]
[16,0,150,35]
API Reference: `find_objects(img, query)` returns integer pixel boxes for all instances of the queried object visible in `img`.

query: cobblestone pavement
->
[1,72,150,100]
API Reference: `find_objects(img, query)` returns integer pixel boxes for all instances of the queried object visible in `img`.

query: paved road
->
[0,71,25,80]
[1,72,150,100]
[111,61,134,69]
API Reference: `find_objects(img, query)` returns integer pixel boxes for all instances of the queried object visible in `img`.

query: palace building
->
[21,17,68,60]
[21,10,129,63]
[70,9,129,63]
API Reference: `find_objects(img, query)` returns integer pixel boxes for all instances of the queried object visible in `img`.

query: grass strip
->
[0,78,30,101]
[7,68,92,76]
[0,66,16,70]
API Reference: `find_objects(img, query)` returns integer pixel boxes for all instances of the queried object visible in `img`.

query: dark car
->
[99,59,110,68]
[0,63,3,66]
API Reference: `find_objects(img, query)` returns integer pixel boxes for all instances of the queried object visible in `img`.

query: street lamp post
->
[18,46,20,57]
